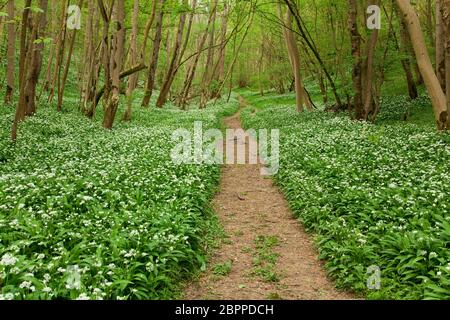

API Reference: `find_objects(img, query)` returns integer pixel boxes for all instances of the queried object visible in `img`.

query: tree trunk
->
[12,0,48,141]
[81,0,95,111]
[179,0,218,109]
[363,0,380,120]
[396,0,448,130]
[199,2,218,109]
[443,0,450,129]
[4,0,15,104]
[283,0,343,108]
[103,0,125,129]
[395,10,419,100]
[48,0,68,105]
[123,0,140,121]
[58,0,83,112]
[348,0,364,120]
[280,4,305,112]
[437,0,446,92]
[25,0,48,115]
[12,0,32,141]
[156,0,189,109]
[141,0,166,108]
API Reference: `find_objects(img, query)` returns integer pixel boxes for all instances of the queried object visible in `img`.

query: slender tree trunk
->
[48,0,68,104]
[217,4,228,85]
[123,0,140,121]
[42,0,58,93]
[426,0,435,45]
[396,8,418,99]
[26,0,48,115]
[103,0,125,129]
[199,2,218,108]
[437,0,446,92]
[141,0,166,108]
[363,0,380,120]
[396,0,448,130]
[12,0,32,141]
[283,0,343,107]
[348,0,363,119]
[179,0,218,109]
[443,0,450,129]
[81,0,95,111]
[156,0,189,109]
[12,0,48,141]
[98,0,113,110]
[279,3,304,112]
[4,0,15,104]
[140,0,158,61]
[58,0,83,112]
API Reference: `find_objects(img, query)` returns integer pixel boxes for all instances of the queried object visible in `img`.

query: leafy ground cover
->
[241,95,450,299]
[0,94,238,300]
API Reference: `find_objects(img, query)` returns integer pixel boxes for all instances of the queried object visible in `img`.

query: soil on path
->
[183,96,353,300]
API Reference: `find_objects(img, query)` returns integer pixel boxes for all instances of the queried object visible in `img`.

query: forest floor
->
[183,97,353,300]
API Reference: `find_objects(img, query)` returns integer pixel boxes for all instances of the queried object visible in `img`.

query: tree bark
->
[58,0,84,112]
[363,0,380,120]
[141,0,166,108]
[443,0,450,129]
[199,2,218,108]
[395,9,418,100]
[279,2,304,112]
[437,0,446,92]
[178,0,218,109]
[4,0,15,104]
[12,0,48,141]
[123,0,140,121]
[396,0,448,130]
[156,0,189,109]
[48,0,68,105]
[103,0,125,129]
[348,0,364,120]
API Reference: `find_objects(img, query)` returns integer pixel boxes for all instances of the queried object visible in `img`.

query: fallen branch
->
[94,63,147,107]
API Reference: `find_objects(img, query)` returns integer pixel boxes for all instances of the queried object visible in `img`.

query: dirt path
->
[184,97,353,300]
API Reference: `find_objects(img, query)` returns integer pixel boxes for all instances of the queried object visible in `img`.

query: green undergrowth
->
[0,92,239,300]
[241,93,450,300]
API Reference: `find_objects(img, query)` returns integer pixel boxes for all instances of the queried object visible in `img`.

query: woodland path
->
[183,97,353,300]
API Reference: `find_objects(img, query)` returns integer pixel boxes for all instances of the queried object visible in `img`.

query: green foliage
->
[241,96,450,300]
[0,96,239,300]
[212,260,232,277]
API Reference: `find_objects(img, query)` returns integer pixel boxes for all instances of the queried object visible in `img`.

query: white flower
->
[429,252,438,259]
[446,263,450,271]
[10,267,20,274]
[0,293,14,300]
[9,219,19,227]
[42,287,52,293]
[0,253,18,266]
[37,254,45,260]
[66,281,81,290]
[76,293,90,300]
[19,281,32,289]
[437,271,442,277]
